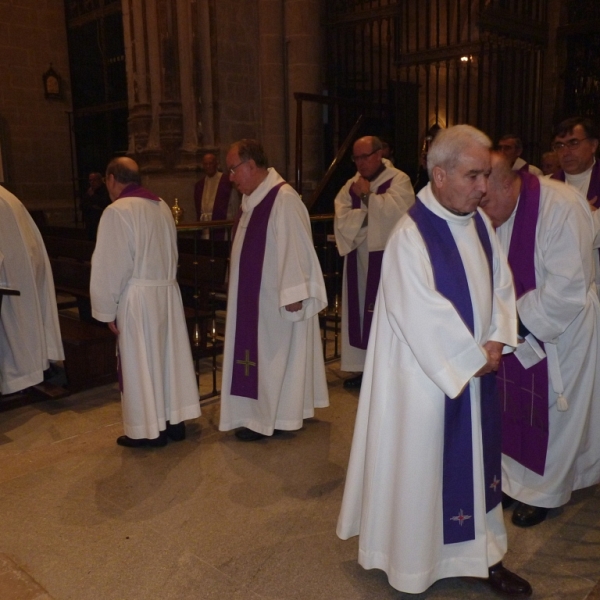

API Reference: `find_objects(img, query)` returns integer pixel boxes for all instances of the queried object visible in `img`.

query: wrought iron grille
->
[326,0,549,173]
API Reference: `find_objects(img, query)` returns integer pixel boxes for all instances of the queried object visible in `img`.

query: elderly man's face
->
[553,124,598,175]
[352,139,383,179]
[479,155,517,228]
[434,145,491,214]
[202,154,219,177]
[226,149,254,196]
[497,138,521,166]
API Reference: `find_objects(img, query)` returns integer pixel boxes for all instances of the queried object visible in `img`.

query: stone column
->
[285,0,323,192]
[257,0,286,175]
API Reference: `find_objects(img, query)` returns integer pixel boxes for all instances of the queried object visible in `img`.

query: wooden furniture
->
[59,315,118,392]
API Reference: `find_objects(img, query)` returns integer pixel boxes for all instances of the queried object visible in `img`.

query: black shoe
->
[166,421,186,442]
[343,374,363,390]
[234,427,266,442]
[117,431,168,448]
[512,502,549,528]
[502,492,516,510]
[487,562,532,596]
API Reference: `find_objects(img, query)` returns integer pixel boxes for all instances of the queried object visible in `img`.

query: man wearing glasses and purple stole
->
[338,126,532,596]
[550,118,600,293]
[481,153,600,529]
[334,135,414,390]
[219,139,329,442]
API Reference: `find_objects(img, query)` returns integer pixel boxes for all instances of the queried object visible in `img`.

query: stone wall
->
[0,0,73,212]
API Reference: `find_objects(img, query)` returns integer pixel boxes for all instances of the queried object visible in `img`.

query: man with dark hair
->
[81,172,110,241]
[481,152,600,528]
[90,156,200,447]
[334,135,414,390]
[498,134,542,176]
[551,117,600,292]
[551,117,600,208]
[219,139,329,441]
[193,152,239,239]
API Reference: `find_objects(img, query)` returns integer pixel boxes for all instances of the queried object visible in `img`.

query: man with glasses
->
[551,118,599,209]
[497,134,542,176]
[219,139,329,442]
[551,118,600,292]
[334,136,414,390]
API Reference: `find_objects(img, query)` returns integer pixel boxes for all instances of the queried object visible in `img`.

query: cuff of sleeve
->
[91,309,116,323]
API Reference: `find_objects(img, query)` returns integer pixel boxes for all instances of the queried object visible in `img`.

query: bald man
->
[334,136,415,389]
[90,157,200,447]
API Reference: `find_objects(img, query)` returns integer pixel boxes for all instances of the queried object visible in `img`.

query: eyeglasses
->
[552,137,590,152]
[229,160,247,175]
[351,149,378,163]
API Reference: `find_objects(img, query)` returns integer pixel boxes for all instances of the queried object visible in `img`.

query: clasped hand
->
[474,341,504,377]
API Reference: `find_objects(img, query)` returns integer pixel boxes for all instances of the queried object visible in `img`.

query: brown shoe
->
[487,562,532,596]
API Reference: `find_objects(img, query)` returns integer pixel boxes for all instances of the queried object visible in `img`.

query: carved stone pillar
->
[122,0,213,173]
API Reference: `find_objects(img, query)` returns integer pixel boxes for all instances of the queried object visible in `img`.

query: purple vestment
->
[346,178,393,349]
[117,183,161,202]
[409,199,500,545]
[499,171,549,476]
[194,173,233,240]
[551,161,600,207]
[230,182,286,399]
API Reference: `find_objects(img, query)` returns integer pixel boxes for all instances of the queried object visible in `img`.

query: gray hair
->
[230,139,269,169]
[427,125,492,180]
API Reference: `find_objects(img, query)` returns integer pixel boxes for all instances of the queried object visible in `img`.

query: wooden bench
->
[43,236,95,263]
[49,257,95,321]
[59,315,118,392]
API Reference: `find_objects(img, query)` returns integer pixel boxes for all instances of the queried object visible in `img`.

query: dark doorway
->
[65,0,128,200]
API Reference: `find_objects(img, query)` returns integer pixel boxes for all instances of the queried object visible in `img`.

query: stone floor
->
[1,361,600,600]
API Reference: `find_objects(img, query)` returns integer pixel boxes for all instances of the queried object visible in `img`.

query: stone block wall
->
[215,0,262,156]
[0,0,73,211]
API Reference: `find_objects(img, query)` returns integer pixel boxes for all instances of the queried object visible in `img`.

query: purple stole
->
[518,161,530,173]
[499,171,549,475]
[194,173,232,240]
[409,199,501,545]
[230,182,286,399]
[552,161,600,208]
[346,177,393,349]
[116,183,161,202]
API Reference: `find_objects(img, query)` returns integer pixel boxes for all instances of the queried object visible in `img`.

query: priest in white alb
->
[337,125,532,596]
[219,139,328,442]
[90,157,200,447]
[0,185,64,394]
[481,152,600,527]
[334,135,414,390]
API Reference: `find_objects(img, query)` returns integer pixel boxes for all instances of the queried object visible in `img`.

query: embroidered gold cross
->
[236,349,257,376]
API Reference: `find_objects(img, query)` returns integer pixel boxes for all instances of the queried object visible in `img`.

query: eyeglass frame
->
[551,137,591,152]
[351,149,380,163]
[229,160,248,175]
